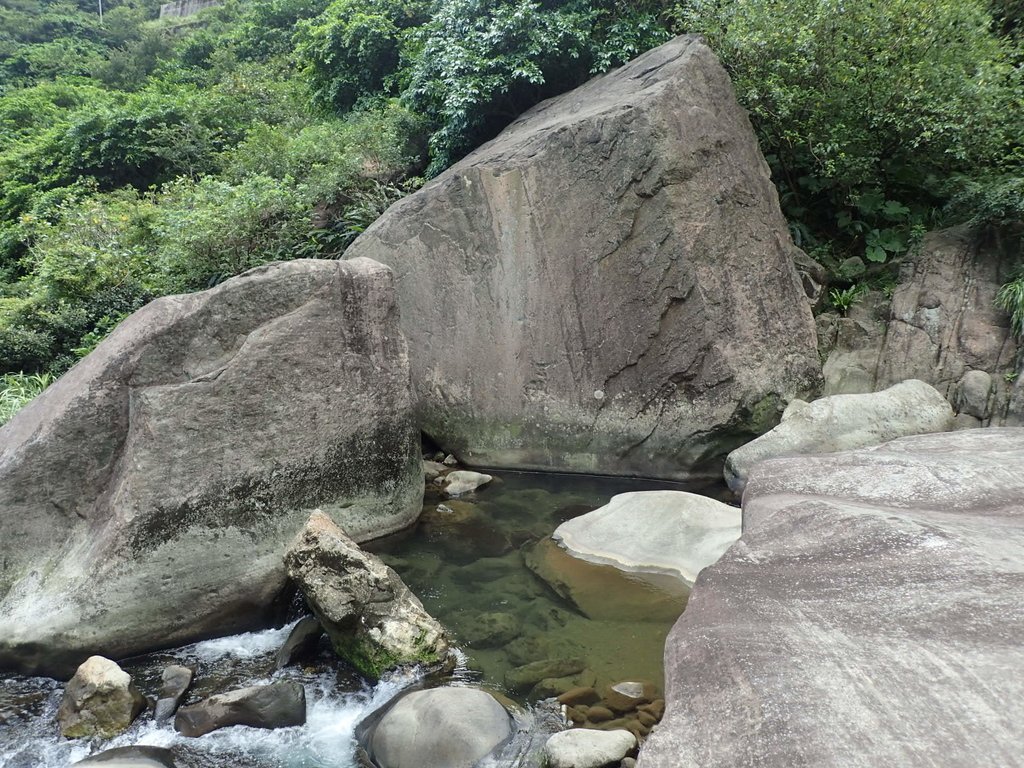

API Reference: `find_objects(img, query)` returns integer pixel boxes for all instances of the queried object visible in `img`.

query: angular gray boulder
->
[57,656,146,739]
[639,429,1024,768]
[724,379,954,492]
[174,681,306,738]
[345,35,820,481]
[0,258,422,676]
[284,511,451,680]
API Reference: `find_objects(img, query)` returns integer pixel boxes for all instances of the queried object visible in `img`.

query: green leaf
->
[865,244,888,263]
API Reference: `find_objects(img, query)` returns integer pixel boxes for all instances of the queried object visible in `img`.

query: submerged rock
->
[74,746,179,766]
[367,687,513,768]
[724,379,954,492]
[0,258,423,677]
[551,491,740,585]
[442,470,494,497]
[174,681,306,738]
[544,728,636,768]
[640,428,1024,768]
[57,656,146,740]
[345,35,820,481]
[284,511,450,679]
[153,664,193,723]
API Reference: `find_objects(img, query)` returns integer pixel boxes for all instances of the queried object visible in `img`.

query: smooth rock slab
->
[74,746,179,766]
[544,728,636,768]
[551,491,741,584]
[724,379,953,492]
[368,687,513,768]
[639,428,1024,768]
[174,681,306,738]
[58,656,145,739]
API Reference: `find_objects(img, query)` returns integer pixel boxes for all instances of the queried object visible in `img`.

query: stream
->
[0,470,728,767]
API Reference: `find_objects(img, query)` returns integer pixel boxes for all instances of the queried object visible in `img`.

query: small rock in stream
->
[153,665,193,723]
[174,681,306,738]
[274,615,324,670]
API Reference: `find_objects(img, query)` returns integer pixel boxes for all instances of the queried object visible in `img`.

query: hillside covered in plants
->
[1,0,1022,415]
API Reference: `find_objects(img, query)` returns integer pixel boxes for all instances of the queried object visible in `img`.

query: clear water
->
[0,470,725,767]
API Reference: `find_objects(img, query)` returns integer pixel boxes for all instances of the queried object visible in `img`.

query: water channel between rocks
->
[0,470,730,767]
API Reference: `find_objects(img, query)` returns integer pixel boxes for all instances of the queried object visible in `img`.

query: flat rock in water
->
[0,258,423,677]
[544,728,636,768]
[74,746,179,766]
[552,491,741,585]
[368,687,513,768]
[345,35,820,482]
[724,378,953,492]
[174,681,306,738]
[639,428,1024,768]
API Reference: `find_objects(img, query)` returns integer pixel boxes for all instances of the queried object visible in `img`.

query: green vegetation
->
[0,371,52,425]
[1,0,1022,424]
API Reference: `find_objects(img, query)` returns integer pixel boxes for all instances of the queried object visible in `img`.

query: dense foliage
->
[0,0,1022,414]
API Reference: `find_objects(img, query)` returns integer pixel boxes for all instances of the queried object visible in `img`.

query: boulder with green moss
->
[284,511,451,680]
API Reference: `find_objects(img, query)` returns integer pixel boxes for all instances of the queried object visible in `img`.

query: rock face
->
[819,226,1022,423]
[544,728,636,768]
[57,656,145,739]
[284,511,450,679]
[551,491,740,584]
[639,429,1024,768]
[367,687,513,768]
[345,35,820,481]
[724,379,954,492]
[174,681,306,738]
[0,258,422,676]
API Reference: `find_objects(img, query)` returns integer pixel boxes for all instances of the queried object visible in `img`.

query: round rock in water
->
[543,728,636,768]
[74,746,179,766]
[58,656,146,739]
[551,491,740,585]
[443,470,493,497]
[370,687,513,768]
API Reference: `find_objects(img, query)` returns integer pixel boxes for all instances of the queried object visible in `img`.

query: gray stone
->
[442,470,494,497]
[284,511,450,680]
[544,728,636,768]
[837,256,866,278]
[57,656,146,740]
[174,681,306,738]
[639,428,1024,768]
[274,615,324,670]
[724,379,954,492]
[551,491,740,585]
[422,460,446,481]
[0,258,422,677]
[369,687,513,768]
[74,746,179,767]
[505,658,586,692]
[954,370,993,419]
[153,664,193,723]
[345,35,820,482]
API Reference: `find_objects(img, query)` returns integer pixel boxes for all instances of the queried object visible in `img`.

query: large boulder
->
[0,257,423,677]
[284,511,450,679]
[365,687,513,768]
[57,656,146,739]
[174,681,306,738]
[345,35,820,481]
[639,429,1024,768]
[724,379,954,492]
[551,491,740,584]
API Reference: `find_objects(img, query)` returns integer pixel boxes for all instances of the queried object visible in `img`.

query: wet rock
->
[724,379,954,493]
[442,454,459,466]
[274,616,324,670]
[58,656,145,739]
[505,635,552,667]
[174,681,306,738]
[345,36,820,482]
[544,728,636,768]
[552,491,740,585]
[442,470,493,497]
[558,687,601,707]
[368,687,513,768]
[603,681,655,714]
[505,658,586,692]
[0,258,422,677]
[642,429,1024,768]
[464,611,520,648]
[74,746,179,766]
[153,664,193,723]
[530,669,596,700]
[423,460,446,481]
[284,511,451,680]
[586,705,615,723]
